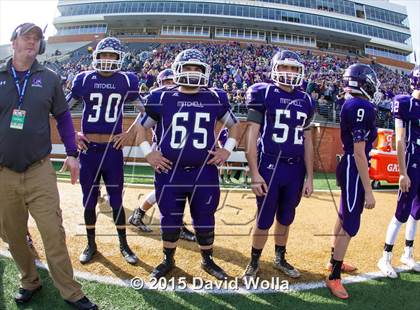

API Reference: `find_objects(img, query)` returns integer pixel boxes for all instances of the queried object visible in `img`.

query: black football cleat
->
[79,244,97,264]
[180,225,195,242]
[150,258,175,279]
[120,244,139,265]
[201,259,228,280]
[241,263,260,283]
[128,209,152,232]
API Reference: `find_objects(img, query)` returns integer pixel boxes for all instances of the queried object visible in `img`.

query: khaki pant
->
[0,158,84,302]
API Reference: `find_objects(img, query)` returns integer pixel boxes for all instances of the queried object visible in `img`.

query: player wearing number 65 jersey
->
[132,49,240,280]
[378,65,420,278]
[242,50,315,282]
[326,64,379,299]
[67,37,140,265]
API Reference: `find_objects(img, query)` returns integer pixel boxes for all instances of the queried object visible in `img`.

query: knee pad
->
[162,230,181,243]
[196,230,215,246]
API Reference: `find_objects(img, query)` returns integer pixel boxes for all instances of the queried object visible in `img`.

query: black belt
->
[278,156,302,165]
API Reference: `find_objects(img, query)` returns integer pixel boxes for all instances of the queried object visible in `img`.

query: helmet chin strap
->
[359,87,373,102]
[275,82,294,93]
[179,84,200,94]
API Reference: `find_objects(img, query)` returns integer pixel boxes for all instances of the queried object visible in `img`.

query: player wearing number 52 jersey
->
[242,50,315,282]
[378,65,420,279]
[326,64,379,299]
[67,37,140,265]
[134,49,240,280]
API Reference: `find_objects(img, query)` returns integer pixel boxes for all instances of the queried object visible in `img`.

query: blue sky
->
[0,0,418,64]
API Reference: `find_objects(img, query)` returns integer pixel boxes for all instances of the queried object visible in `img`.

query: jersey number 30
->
[273,110,308,145]
[88,93,122,123]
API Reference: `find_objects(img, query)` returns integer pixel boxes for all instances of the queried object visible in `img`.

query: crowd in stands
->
[40,41,412,128]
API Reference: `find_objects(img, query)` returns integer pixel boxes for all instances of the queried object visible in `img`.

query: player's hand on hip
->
[399,174,411,193]
[302,178,313,198]
[251,173,268,197]
[113,128,137,150]
[76,132,89,151]
[60,156,80,184]
[207,148,230,166]
[146,151,172,174]
[364,191,376,209]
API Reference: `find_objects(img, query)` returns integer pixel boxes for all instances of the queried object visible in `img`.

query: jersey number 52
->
[273,109,307,145]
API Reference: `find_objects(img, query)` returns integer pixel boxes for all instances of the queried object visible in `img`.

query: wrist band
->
[140,141,153,157]
[223,137,237,153]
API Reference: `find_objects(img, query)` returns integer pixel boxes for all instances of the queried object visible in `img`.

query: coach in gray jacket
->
[0,22,97,310]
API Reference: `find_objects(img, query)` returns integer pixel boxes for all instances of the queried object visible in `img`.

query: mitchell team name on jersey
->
[142,87,237,166]
[177,101,204,108]
[94,83,116,90]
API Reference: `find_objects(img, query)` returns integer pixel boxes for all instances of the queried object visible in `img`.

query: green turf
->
[52,162,343,190]
[1,256,419,310]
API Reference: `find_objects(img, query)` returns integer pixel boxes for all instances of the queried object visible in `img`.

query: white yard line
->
[0,249,412,295]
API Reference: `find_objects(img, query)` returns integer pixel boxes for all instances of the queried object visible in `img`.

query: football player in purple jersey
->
[66,37,140,265]
[242,50,315,282]
[378,65,420,278]
[326,64,380,299]
[126,69,196,241]
[129,49,240,279]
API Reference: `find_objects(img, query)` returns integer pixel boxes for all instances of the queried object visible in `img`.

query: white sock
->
[385,216,403,245]
[405,215,418,243]
[145,191,156,205]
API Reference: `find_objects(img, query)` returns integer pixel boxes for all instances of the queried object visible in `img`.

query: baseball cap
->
[11,23,43,41]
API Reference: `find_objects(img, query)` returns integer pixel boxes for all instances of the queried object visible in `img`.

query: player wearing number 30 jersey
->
[242,50,315,282]
[67,37,140,265]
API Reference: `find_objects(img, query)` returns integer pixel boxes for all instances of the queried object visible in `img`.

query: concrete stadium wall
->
[49,116,342,173]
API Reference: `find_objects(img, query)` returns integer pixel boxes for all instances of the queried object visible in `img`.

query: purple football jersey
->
[246,83,315,158]
[71,70,139,134]
[393,94,420,155]
[340,96,377,155]
[141,87,237,166]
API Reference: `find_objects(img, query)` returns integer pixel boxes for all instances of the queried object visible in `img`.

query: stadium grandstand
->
[0,0,415,128]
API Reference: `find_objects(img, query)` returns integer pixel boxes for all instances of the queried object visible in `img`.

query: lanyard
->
[11,66,31,109]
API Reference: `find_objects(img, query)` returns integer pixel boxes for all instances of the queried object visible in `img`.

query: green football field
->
[1,256,419,310]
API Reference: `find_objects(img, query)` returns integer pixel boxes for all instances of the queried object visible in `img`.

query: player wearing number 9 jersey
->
[67,37,140,265]
[326,64,379,300]
[242,50,315,282]
[133,49,240,280]
[378,65,420,279]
